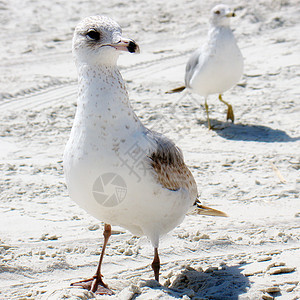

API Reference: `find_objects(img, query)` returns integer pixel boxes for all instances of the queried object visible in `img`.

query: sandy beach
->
[0,0,299,299]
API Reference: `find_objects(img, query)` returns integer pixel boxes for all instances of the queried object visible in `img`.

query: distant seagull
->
[167,4,244,129]
[64,15,227,295]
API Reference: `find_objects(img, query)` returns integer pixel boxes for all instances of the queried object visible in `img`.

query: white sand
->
[0,0,299,299]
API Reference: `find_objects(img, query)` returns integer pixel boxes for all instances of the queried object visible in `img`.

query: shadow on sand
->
[198,119,300,142]
[140,265,250,300]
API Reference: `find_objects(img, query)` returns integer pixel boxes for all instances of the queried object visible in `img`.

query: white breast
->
[188,27,243,96]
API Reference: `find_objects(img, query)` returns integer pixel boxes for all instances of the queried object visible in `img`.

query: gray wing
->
[185,48,202,88]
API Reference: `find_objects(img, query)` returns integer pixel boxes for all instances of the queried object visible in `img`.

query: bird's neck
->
[207,25,234,47]
[76,63,143,134]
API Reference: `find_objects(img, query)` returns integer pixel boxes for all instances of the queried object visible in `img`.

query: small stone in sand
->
[262,294,274,300]
[258,256,272,262]
[265,286,280,293]
[269,267,296,275]
[286,285,296,292]
[88,224,100,231]
[266,262,285,270]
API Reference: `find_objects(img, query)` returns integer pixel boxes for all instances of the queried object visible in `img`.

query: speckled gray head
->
[210,4,236,27]
[73,15,140,66]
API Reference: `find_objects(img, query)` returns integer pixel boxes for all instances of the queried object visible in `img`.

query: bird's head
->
[210,4,236,27]
[72,15,140,66]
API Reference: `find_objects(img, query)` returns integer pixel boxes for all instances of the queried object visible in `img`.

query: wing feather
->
[185,48,202,88]
[146,130,198,200]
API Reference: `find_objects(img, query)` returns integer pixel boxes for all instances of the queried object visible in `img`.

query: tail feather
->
[165,86,186,94]
[196,204,228,217]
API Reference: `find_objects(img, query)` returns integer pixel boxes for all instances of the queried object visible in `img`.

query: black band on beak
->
[128,40,138,53]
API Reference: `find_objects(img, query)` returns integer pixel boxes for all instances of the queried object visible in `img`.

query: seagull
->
[63,15,227,295]
[167,4,244,129]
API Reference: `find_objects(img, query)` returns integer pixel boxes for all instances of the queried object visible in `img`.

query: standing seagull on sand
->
[64,15,226,295]
[168,4,244,129]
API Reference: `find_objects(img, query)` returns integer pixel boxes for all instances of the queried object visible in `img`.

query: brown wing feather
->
[146,130,227,217]
[146,130,198,200]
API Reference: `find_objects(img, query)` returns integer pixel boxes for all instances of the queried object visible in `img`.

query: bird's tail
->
[165,86,186,94]
[196,204,228,217]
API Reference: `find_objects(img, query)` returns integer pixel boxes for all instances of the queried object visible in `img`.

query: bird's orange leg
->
[218,94,234,123]
[204,98,212,129]
[71,223,114,295]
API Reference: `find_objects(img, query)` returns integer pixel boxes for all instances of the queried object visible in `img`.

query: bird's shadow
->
[197,119,300,143]
[139,265,250,300]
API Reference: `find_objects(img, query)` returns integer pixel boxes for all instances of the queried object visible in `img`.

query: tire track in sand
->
[1,50,190,114]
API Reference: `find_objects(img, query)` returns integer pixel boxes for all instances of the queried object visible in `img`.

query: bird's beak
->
[226,11,236,17]
[111,38,140,54]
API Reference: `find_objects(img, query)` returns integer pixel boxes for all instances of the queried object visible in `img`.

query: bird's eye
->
[86,29,100,41]
[215,10,221,15]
